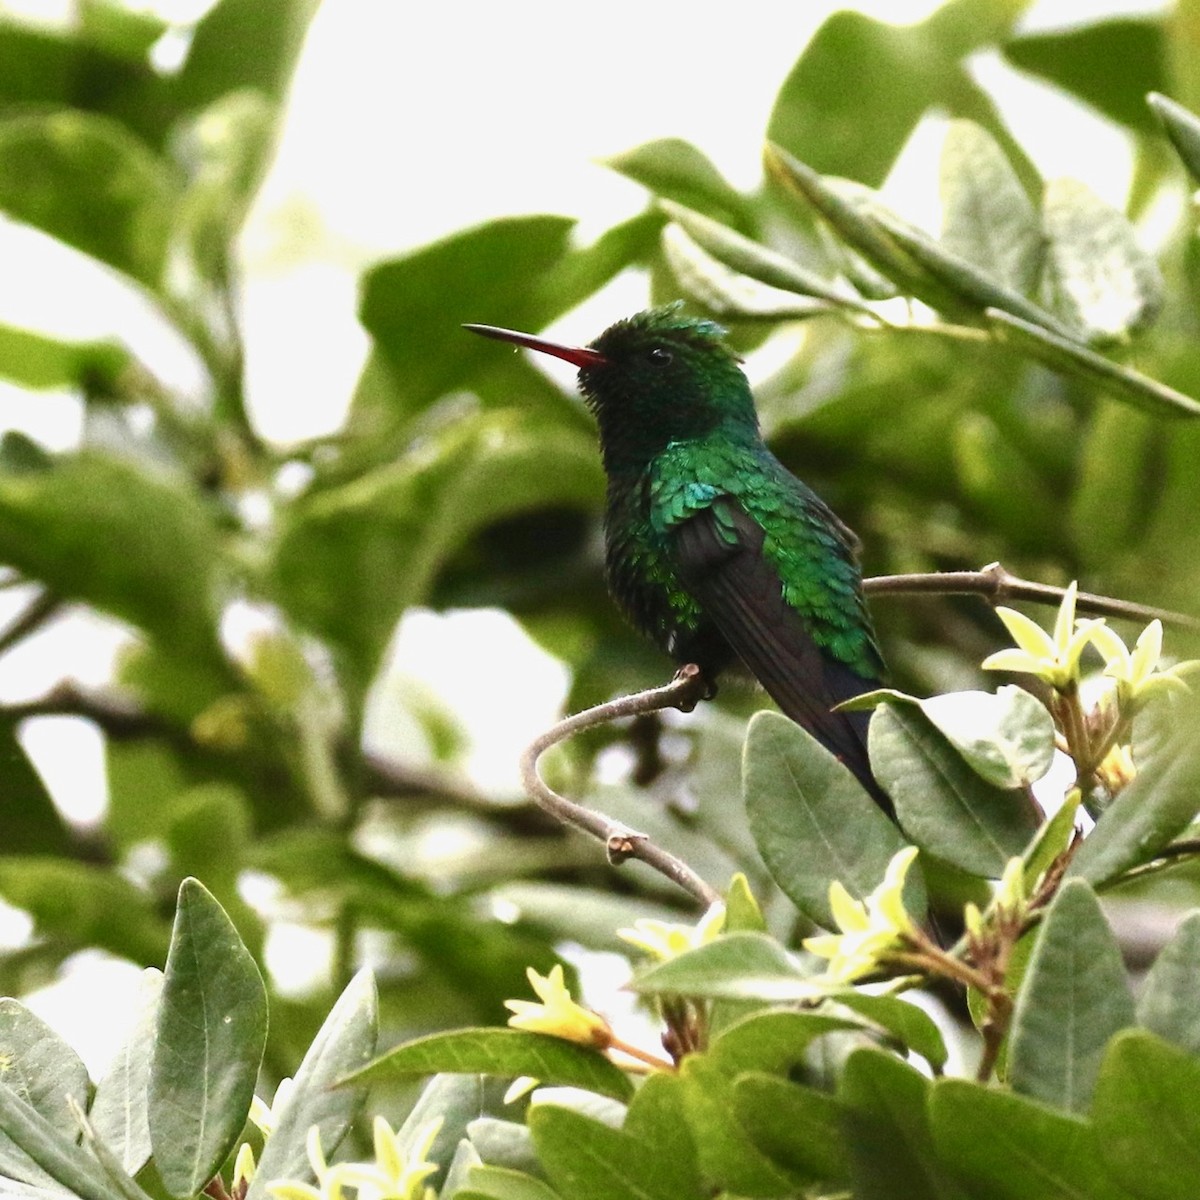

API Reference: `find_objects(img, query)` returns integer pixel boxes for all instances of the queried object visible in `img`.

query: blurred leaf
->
[1009,879,1134,1113]
[0,325,130,394]
[148,879,267,1198]
[1003,17,1166,134]
[346,1029,633,1104]
[603,138,751,229]
[171,0,320,113]
[838,1048,967,1200]
[0,111,179,288]
[732,1072,848,1185]
[273,410,601,685]
[929,1079,1129,1200]
[246,970,377,1200]
[458,1164,562,1200]
[78,0,168,61]
[744,711,915,928]
[1067,722,1200,884]
[985,308,1200,418]
[0,858,168,964]
[1041,178,1165,345]
[529,1103,702,1200]
[0,722,71,857]
[89,970,162,1178]
[465,1119,538,1177]
[1149,91,1200,183]
[1135,911,1200,1054]
[1091,1030,1200,1200]
[631,933,818,1003]
[869,702,1039,877]
[939,120,1040,295]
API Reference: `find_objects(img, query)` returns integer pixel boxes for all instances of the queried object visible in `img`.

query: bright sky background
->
[0,0,1171,1070]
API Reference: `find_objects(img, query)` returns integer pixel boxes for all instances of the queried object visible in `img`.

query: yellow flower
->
[994,855,1026,916]
[250,1078,294,1139]
[1096,742,1137,793]
[233,1142,257,1190]
[982,582,1104,691]
[337,1115,442,1200]
[803,847,919,983]
[504,965,612,1048]
[617,902,726,961]
[1088,619,1196,713]
[267,1127,347,1200]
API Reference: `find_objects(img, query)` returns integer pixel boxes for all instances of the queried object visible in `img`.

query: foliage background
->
[1,0,1200,1168]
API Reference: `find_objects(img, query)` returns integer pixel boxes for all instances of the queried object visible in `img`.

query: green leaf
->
[630,933,816,1003]
[344,1029,632,1104]
[459,1164,563,1200]
[0,723,71,857]
[0,999,90,1188]
[245,969,377,1200]
[465,1119,537,1176]
[0,1083,131,1200]
[732,1072,848,1185]
[1003,17,1166,134]
[0,858,168,964]
[78,0,168,61]
[1041,178,1165,345]
[0,112,178,288]
[914,686,1056,789]
[1009,879,1134,1113]
[621,1073,703,1200]
[869,702,1039,877]
[744,711,916,928]
[831,993,948,1071]
[1022,789,1082,891]
[724,873,766,934]
[272,411,602,685]
[0,324,130,394]
[89,970,162,1178]
[985,307,1200,418]
[602,138,751,229]
[400,1073,488,1194]
[1067,723,1200,884]
[660,201,868,311]
[839,1049,967,1200]
[1091,1030,1200,1200]
[678,1056,793,1196]
[929,1079,1130,1200]
[529,1103,703,1200]
[148,878,267,1198]
[1149,92,1200,183]
[939,120,1041,295]
[1135,911,1200,1054]
[709,1009,861,1076]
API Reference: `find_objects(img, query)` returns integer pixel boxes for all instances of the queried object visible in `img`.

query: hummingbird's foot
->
[671,662,716,711]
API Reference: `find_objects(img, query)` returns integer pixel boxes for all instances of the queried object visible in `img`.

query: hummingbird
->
[466,305,890,811]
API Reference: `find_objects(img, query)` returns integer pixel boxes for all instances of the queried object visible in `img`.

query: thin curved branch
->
[520,664,720,907]
[864,561,1200,631]
[0,588,62,658]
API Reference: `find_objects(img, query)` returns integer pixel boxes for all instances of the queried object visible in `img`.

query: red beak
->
[464,323,608,370]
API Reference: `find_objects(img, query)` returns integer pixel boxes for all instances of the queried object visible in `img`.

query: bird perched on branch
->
[466,305,889,812]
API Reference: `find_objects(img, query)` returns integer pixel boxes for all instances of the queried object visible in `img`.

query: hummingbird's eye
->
[647,346,673,366]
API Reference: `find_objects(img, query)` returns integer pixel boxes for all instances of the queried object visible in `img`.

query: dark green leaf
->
[1067,723,1200,884]
[88,970,162,1178]
[733,1072,848,1185]
[744,711,916,928]
[1149,91,1200,183]
[602,138,750,229]
[1091,1030,1200,1200]
[869,702,1039,877]
[529,1103,702,1200]
[1003,17,1166,134]
[0,722,71,857]
[246,969,377,1200]
[831,993,948,1071]
[939,120,1040,295]
[930,1079,1130,1200]
[621,1073,703,1200]
[1136,911,1200,1054]
[344,1029,632,1104]
[0,112,178,288]
[1041,178,1164,344]
[986,307,1200,417]
[1009,879,1134,1112]
[709,1009,861,1075]
[148,879,267,1198]
[839,1048,966,1200]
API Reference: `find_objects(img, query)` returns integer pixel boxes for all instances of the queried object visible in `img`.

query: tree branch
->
[864,560,1200,631]
[0,587,62,658]
[519,664,720,907]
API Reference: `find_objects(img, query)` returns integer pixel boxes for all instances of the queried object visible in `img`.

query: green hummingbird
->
[466,305,889,810]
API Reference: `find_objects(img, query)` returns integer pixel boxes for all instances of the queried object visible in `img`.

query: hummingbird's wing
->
[670,496,890,811]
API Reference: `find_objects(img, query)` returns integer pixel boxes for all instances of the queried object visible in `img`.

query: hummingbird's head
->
[465,304,757,462]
